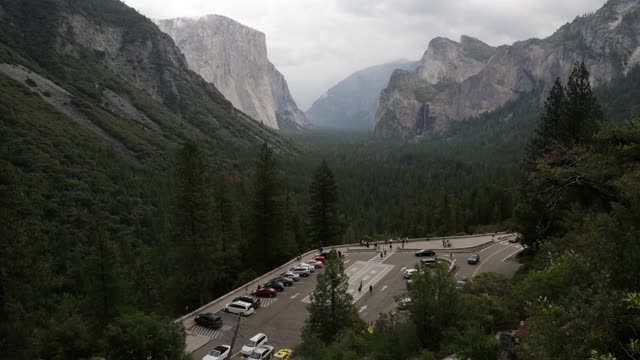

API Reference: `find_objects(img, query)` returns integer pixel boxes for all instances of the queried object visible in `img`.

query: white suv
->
[298,263,316,272]
[224,301,255,316]
[241,333,268,356]
[248,345,274,360]
[404,268,417,279]
[290,266,311,276]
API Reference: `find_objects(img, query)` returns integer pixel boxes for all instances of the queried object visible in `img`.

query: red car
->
[313,256,327,263]
[252,287,278,298]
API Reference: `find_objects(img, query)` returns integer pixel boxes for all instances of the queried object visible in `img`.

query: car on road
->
[194,313,222,329]
[420,258,437,267]
[508,235,521,243]
[241,333,269,357]
[263,281,285,292]
[274,349,293,359]
[468,254,480,265]
[202,345,231,360]
[312,255,326,263]
[298,262,316,272]
[271,276,293,287]
[281,271,300,281]
[248,345,275,360]
[415,249,436,257]
[224,300,255,316]
[252,287,278,298]
[404,268,418,279]
[306,259,323,268]
[290,266,311,276]
[233,295,261,309]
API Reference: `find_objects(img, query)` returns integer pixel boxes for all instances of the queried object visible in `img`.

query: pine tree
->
[563,62,602,144]
[309,160,341,247]
[302,250,363,343]
[527,78,567,165]
[250,144,284,271]
[170,140,218,309]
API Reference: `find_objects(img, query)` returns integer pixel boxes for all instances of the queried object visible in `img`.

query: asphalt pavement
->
[190,236,523,359]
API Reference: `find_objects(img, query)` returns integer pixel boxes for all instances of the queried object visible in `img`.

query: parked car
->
[271,277,293,287]
[195,313,222,329]
[252,287,278,298]
[468,254,480,265]
[298,262,316,272]
[404,268,418,279]
[415,249,436,257]
[420,258,437,267]
[274,349,294,359]
[290,266,311,277]
[241,333,269,356]
[248,345,275,360]
[281,271,300,281]
[320,249,335,259]
[233,295,261,309]
[396,297,412,310]
[203,345,231,360]
[263,281,285,292]
[508,235,521,243]
[224,301,255,316]
[312,255,327,263]
[306,259,323,268]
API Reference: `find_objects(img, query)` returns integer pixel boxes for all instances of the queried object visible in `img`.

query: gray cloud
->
[123,0,605,110]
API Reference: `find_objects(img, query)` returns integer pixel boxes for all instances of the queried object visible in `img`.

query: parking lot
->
[190,238,523,359]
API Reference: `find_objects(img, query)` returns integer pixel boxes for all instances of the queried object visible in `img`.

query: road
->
[190,239,523,359]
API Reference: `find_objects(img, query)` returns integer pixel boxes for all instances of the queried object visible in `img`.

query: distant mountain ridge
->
[156,15,310,131]
[375,0,640,138]
[306,60,418,130]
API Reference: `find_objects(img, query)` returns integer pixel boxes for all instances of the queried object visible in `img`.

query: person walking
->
[450,252,453,260]
[369,285,373,293]
[389,243,392,250]
[380,252,384,260]
[358,281,363,292]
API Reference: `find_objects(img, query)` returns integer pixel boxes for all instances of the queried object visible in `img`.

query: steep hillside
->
[375,0,640,138]
[306,60,417,130]
[156,15,310,130]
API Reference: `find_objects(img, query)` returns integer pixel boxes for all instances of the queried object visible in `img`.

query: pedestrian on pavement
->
[338,250,342,258]
[380,252,384,259]
[389,243,392,250]
[369,285,373,293]
[450,252,453,260]
[358,281,363,292]
[374,243,378,250]
[384,249,387,257]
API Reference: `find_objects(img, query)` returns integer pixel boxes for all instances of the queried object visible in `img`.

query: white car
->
[404,268,417,279]
[306,259,323,268]
[281,271,300,281]
[248,345,274,360]
[202,345,231,360]
[241,333,269,356]
[298,263,316,272]
[224,301,255,316]
[290,266,311,276]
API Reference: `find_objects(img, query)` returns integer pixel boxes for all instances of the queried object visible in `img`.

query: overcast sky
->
[123,0,606,110]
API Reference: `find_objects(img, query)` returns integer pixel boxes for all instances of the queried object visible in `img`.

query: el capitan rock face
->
[156,15,309,130]
[375,0,640,138]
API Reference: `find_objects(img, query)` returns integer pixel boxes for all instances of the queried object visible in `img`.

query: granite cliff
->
[157,15,309,130]
[306,60,418,130]
[375,0,640,138]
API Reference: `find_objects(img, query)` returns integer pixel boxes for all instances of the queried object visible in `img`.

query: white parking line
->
[290,293,300,299]
[344,259,350,264]
[381,285,388,292]
[359,305,367,313]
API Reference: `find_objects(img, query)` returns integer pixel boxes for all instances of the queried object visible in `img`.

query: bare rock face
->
[156,15,309,130]
[375,36,496,137]
[375,0,640,138]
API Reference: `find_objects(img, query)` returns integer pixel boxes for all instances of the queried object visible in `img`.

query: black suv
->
[271,276,293,287]
[415,249,436,257]
[233,295,261,309]
[194,313,222,329]
[263,281,285,292]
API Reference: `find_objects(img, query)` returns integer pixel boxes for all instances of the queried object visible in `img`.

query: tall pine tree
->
[302,250,363,344]
[250,144,285,271]
[308,160,341,247]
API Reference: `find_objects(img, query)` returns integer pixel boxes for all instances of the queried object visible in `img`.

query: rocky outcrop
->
[156,15,309,130]
[306,60,417,129]
[375,0,640,138]
[375,36,496,137]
